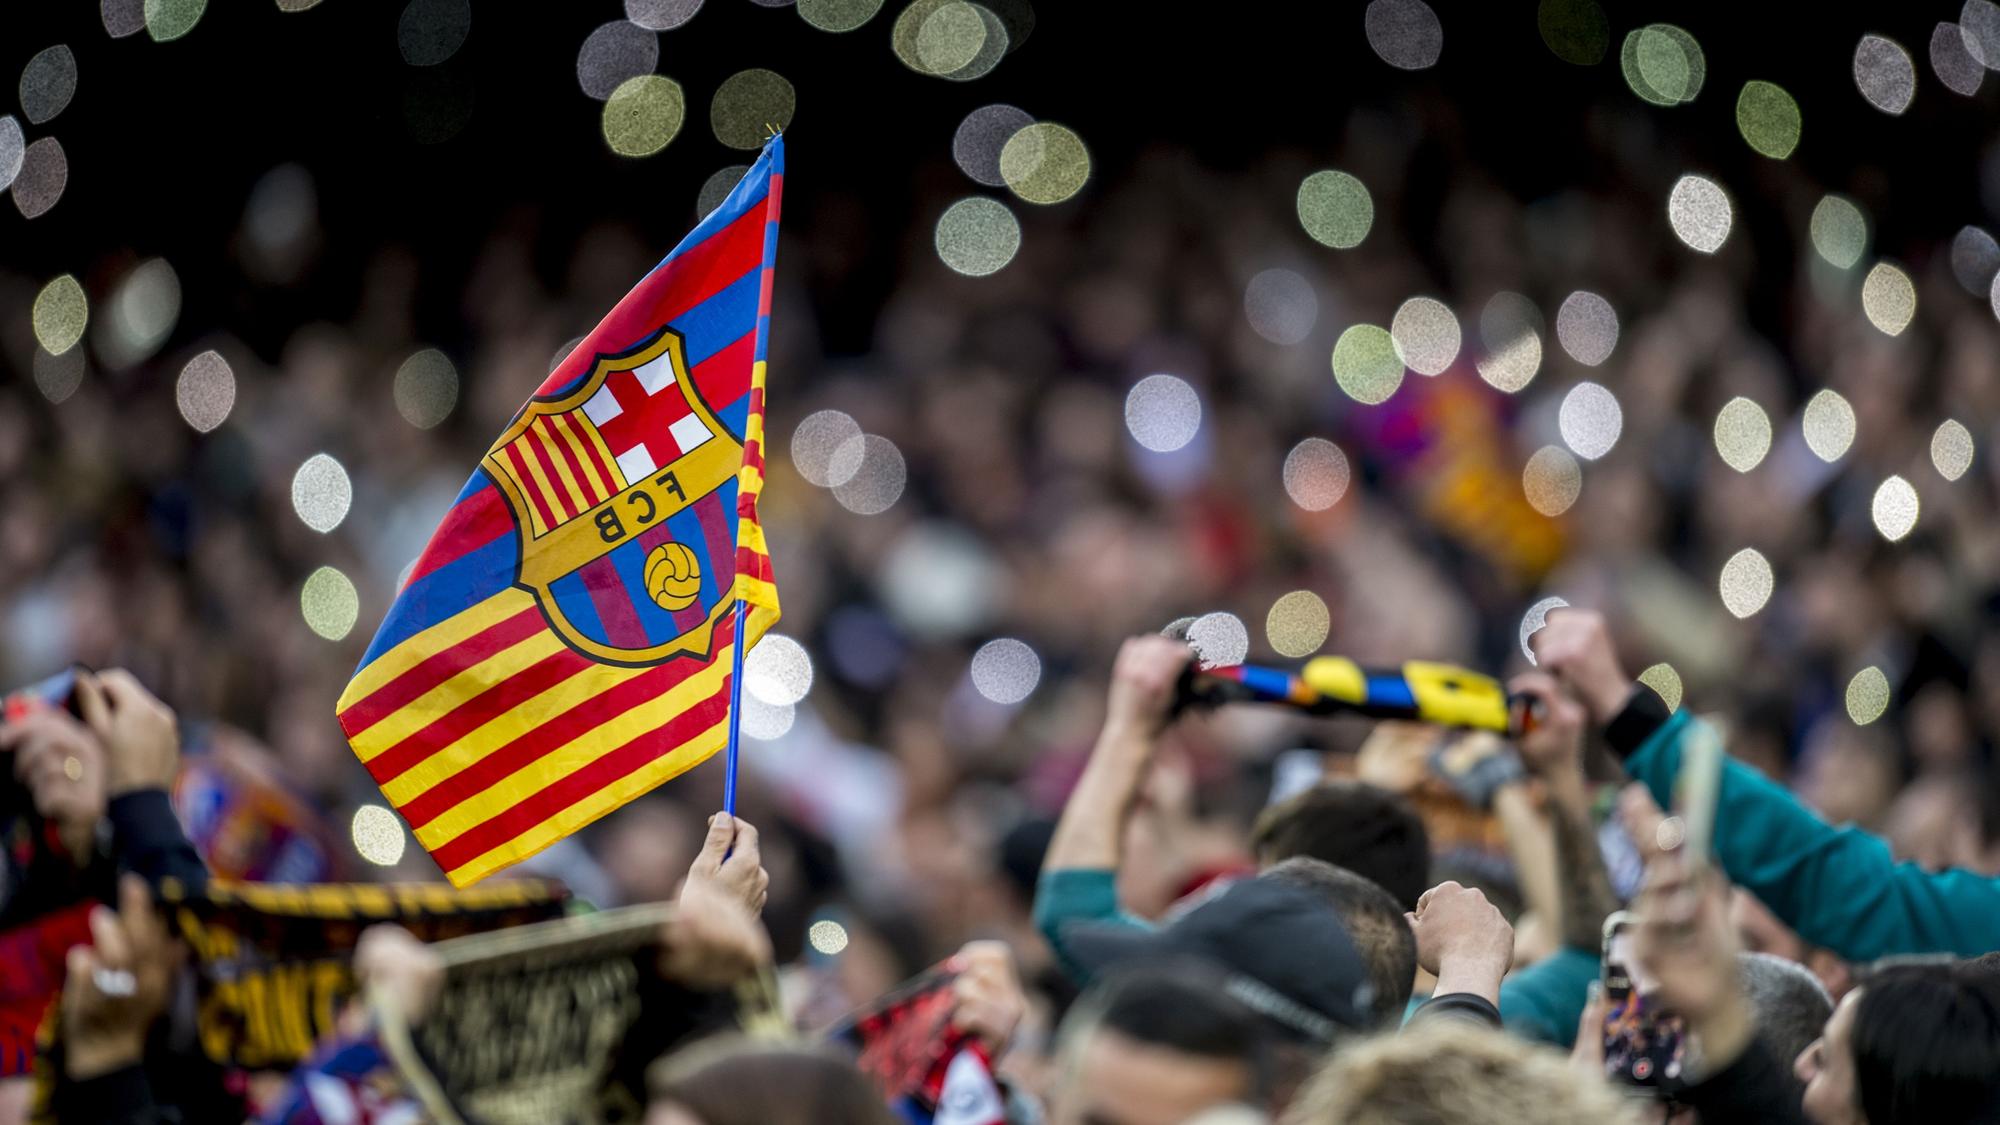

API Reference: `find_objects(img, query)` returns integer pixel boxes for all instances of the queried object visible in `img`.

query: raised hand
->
[74,669,181,796]
[3,707,109,861]
[1528,609,1633,725]
[1102,634,1194,742]
[685,812,770,916]
[61,875,182,1079]
[1408,881,1514,1005]
[949,940,1026,1055]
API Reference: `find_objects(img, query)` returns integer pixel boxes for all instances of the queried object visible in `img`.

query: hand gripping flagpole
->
[722,599,748,817]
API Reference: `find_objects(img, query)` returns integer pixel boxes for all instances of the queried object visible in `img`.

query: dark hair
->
[1850,964,2000,1124]
[1736,951,1831,1096]
[1262,857,1416,1027]
[1250,782,1430,911]
[1061,962,1277,1103]
[649,1039,898,1125]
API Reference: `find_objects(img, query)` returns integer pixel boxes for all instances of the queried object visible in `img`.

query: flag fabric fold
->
[337,135,785,887]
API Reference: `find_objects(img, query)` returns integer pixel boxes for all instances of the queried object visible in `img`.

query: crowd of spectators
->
[6,26,2000,1119]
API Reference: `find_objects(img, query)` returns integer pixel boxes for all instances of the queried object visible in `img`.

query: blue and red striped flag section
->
[337,135,785,887]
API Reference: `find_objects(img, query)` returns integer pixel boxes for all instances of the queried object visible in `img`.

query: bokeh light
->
[1637,663,1683,711]
[934,196,1020,276]
[1244,269,1318,346]
[350,805,406,867]
[1519,596,1569,664]
[1853,35,1916,114]
[1390,297,1460,375]
[1719,548,1774,619]
[1802,390,1857,462]
[1736,81,1801,158]
[98,258,180,368]
[798,0,881,31]
[1538,0,1608,65]
[397,0,471,66]
[602,75,685,158]
[1332,325,1404,405]
[1871,475,1919,541]
[830,434,906,514]
[1297,171,1373,249]
[1845,667,1891,726]
[626,0,703,30]
[176,350,235,433]
[711,68,796,151]
[394,348,459,429]
[1668,174,1732,253]
[741,695,796,740]
[301,566,360,641]
[1809,195,1868,269]
[1188,612,1249,667]
[1522,445,1582,517]
[1125,374,1202,452]
[1965,2,2000,66]
[292,453,353,533]
[1622,24,1704,105]
[1933,22,1985,96]
[0,117,21,193]
[1363,0,1443,70]
[1558,381,1621,460]
[1555,291,1618,366]
[20,46,77,125]
[1950,226,2000,296]
[577,20,658,101]
[1282,438,1350,511]
[32,274,87,356]
[103,0,145,38]
[33,347,83,405]
[12,137,67,219]
[791,409,864,487]
[999,122,1090,205]
[914,2,985,74]
[745,633,814,706]
[1266,591,1330,658]
[1860,262,1916,336]
[696,165,748,216]
[145,0,206,42]
[807,919,849,955]
[1932,419,1975,481]
[953,104,1032,187]
[970,638,1041,703]
[1713,397,1772,472]
[1476,332,1542,393]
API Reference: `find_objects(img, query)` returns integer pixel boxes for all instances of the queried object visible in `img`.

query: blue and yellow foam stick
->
[1181,657,1520,734]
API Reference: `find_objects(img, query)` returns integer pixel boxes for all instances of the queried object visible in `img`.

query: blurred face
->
[1795,989,1864,1125]
[1051,1029,1251,1125]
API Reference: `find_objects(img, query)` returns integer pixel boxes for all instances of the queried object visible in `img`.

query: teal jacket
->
[1626,706,2000,961]
[1032,866,1600,1044]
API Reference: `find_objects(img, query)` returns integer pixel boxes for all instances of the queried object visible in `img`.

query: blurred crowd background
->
[6,0,2000,1051]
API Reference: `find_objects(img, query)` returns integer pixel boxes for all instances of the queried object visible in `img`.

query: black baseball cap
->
[1059,877,1373,1044]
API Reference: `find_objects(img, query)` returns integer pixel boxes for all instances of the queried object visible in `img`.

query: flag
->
[336,135,785,887]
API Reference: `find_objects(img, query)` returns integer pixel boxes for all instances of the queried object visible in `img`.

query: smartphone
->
[1601,911,1687,1093]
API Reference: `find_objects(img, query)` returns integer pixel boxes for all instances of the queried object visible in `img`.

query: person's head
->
[1050,964,1277,1125]
[1250,781,1430,910]
[1283,1019,1641,1124]
[1261,857,1416,1027]
[646,1039,896,1125]
[1061,875,1373,1046]
[1795,963,2000,1124]
[1738,951,1833,1100]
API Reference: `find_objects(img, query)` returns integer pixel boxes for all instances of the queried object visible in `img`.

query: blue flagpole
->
[722,598,748,817]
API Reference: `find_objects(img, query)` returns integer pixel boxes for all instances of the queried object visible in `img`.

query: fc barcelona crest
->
[482,328,744,666]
